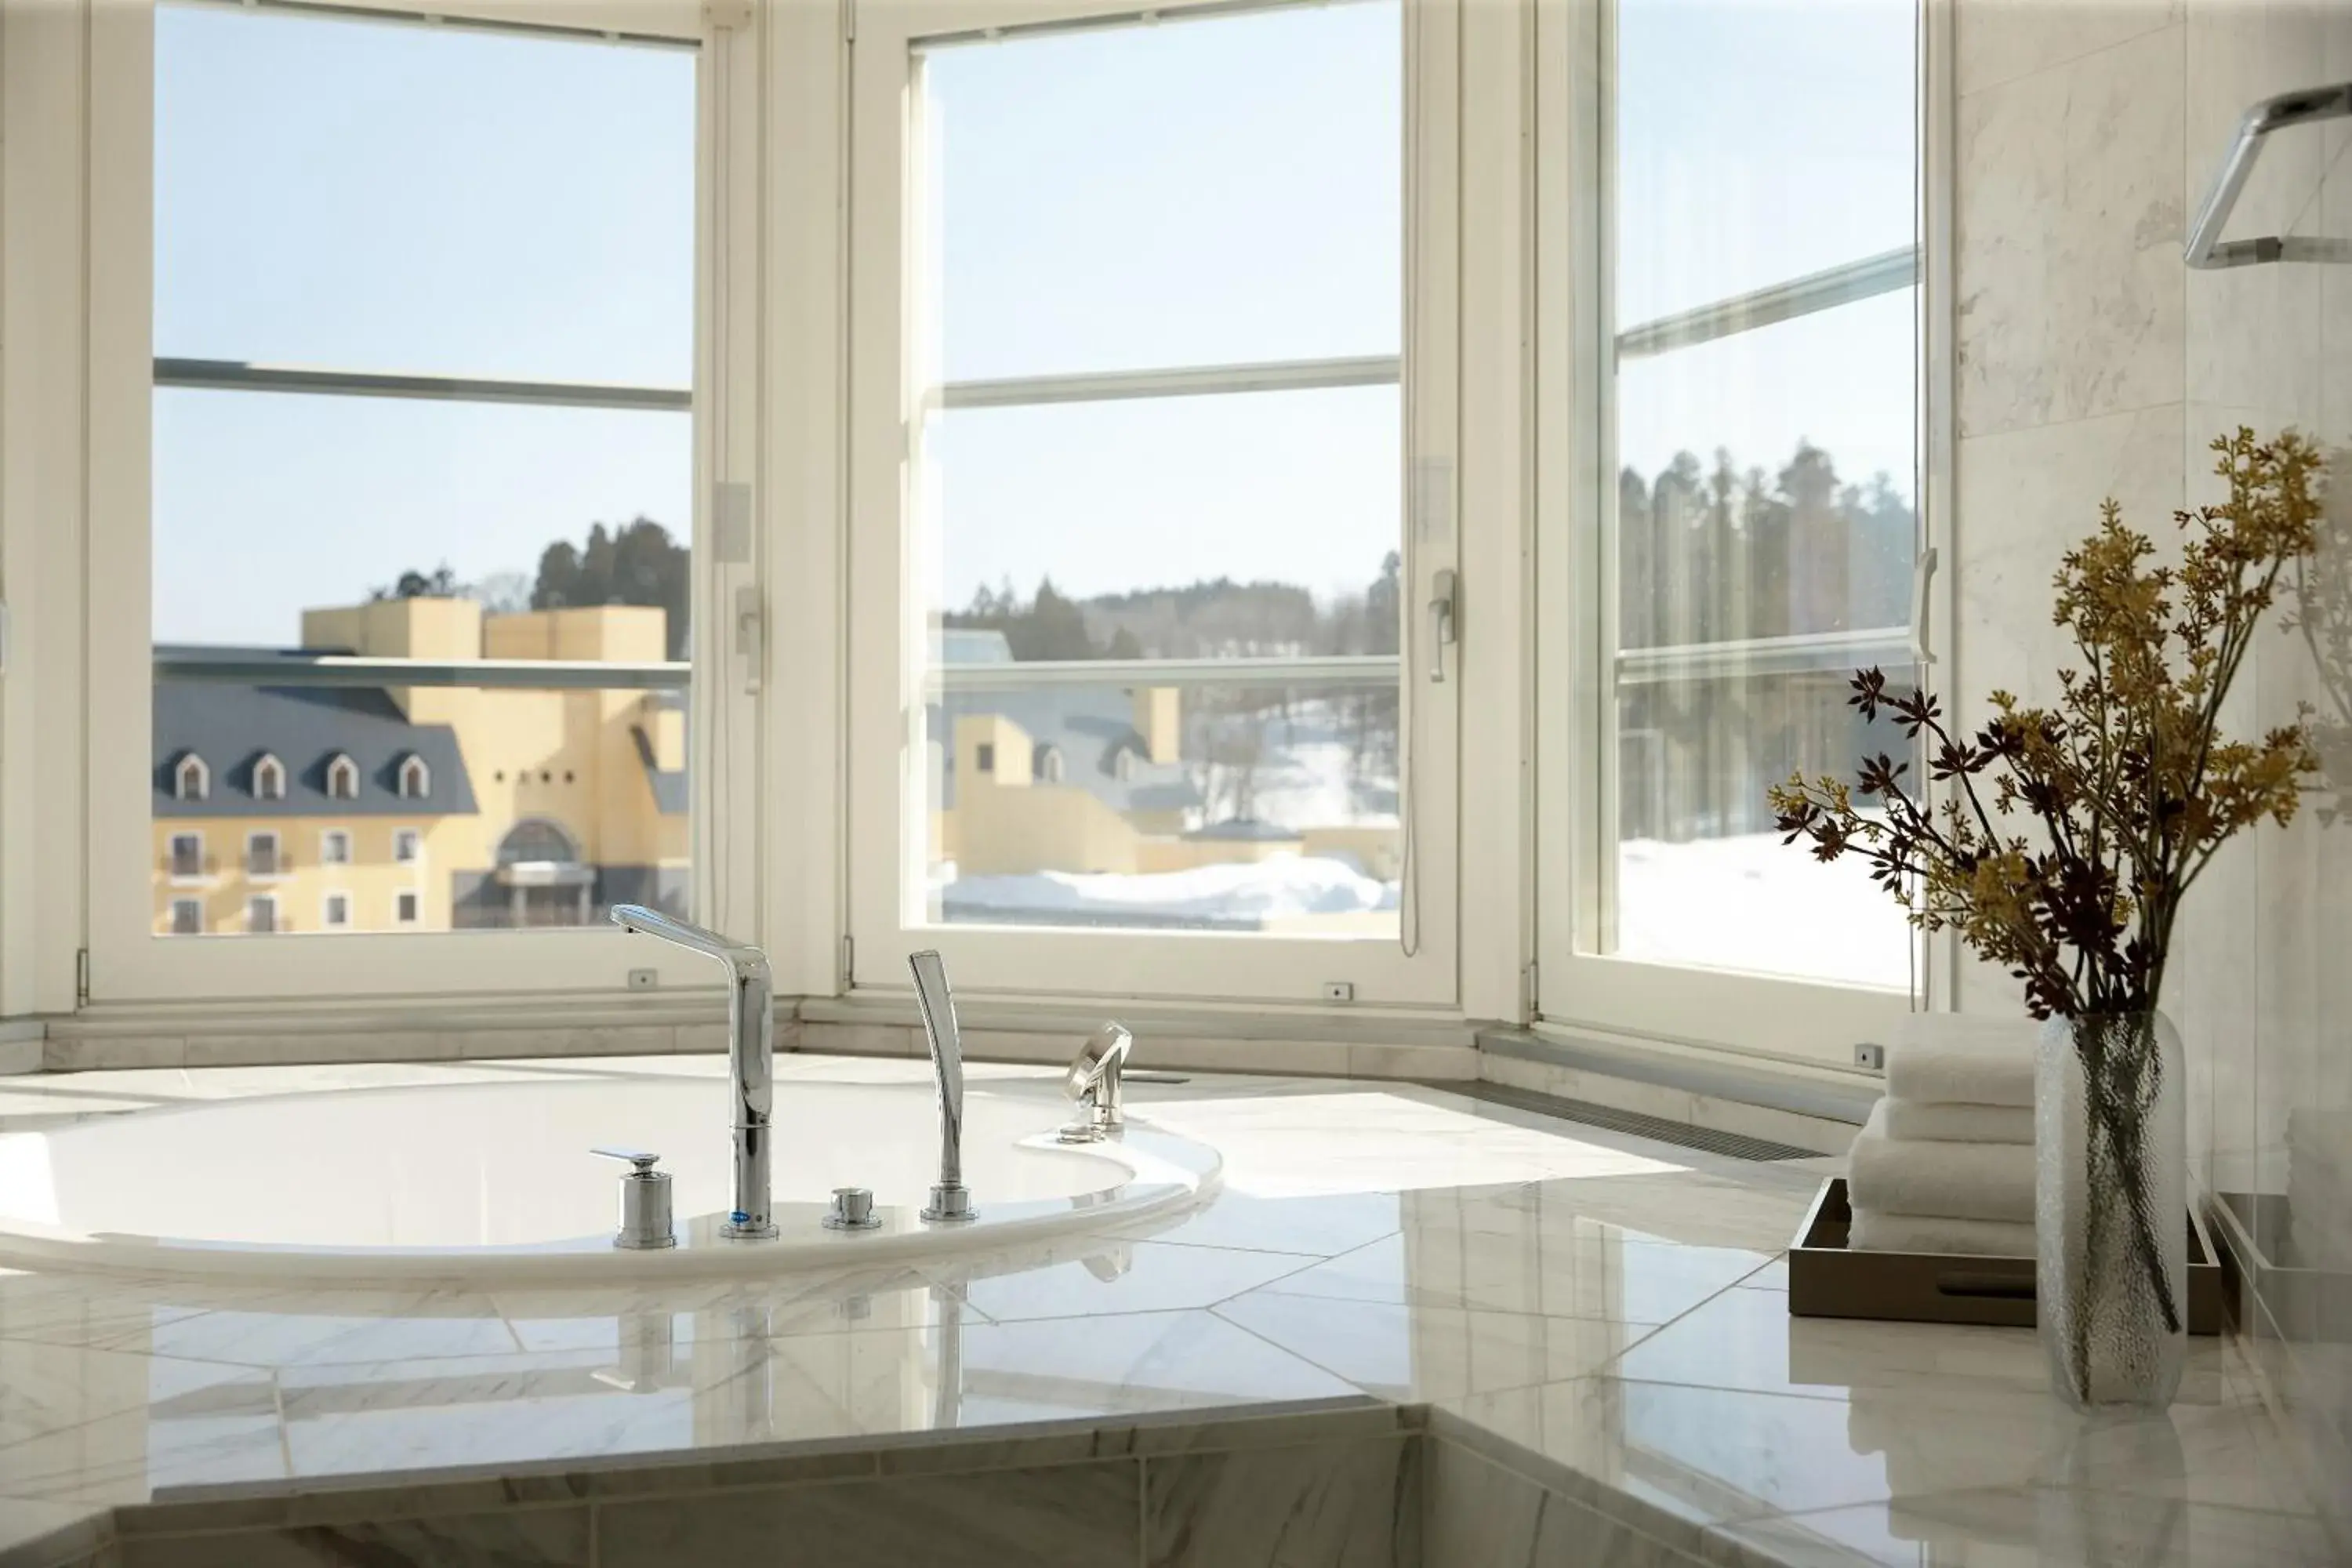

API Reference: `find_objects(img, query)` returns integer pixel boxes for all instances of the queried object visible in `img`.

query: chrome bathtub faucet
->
[609,905,778,1240]
[908,950,976,1223]
[1059,1022,1132,1142]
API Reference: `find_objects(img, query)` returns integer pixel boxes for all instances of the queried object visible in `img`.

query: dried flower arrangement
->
[1768,428,2320,1390]
[1769,428,2320,1020]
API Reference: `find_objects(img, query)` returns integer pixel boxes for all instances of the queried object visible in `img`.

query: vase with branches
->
[1769,428,2321,1407]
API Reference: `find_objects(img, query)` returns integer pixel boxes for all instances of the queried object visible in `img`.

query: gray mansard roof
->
[154,655,477,818]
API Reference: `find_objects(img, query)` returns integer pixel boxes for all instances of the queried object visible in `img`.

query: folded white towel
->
[1849,1207,2034,1257]
[1880,1098,2034,1145]
[1883,1015,2038,1109]
[1847,1102,2036,1223]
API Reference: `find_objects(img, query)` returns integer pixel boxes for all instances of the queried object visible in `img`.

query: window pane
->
[154,5,694,386]
[919,2,1400,381]
[1604,1,1917,989]
[150,6,696,949]
[1614,0,1915,326]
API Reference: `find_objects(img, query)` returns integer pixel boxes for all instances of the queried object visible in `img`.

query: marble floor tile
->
[493,1264,964,1355]
[130,1290,521,1370]
[594,1457,1140,1568]
[944,1309,1359,1426]
[1708,1485,2350,1568]
[1143,1433,1417,1568]
[1441,1375,2097,1529]
[0,1355,285,1503]
[0,1273,216,1353]
[931,1237,1321,1323]
[1215,1291,1662,1403]
[1258,1227,1773,1327]
[1094,1188,1406,1259]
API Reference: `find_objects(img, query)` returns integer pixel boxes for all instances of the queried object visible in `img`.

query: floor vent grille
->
[1453,1081,1824,1162]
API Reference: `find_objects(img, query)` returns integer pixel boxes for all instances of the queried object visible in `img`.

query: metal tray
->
[1788,1178,2223,1335]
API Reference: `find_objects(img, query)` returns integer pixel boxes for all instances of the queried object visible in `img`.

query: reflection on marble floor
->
[0,1055,2341,1567]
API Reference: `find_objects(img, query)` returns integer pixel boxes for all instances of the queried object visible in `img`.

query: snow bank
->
[942,854,1399,927]
[1617,831,1911,989]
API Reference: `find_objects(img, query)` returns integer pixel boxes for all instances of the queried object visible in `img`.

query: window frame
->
[322,890,352,929]
[169,898,204,935]
[252,752,285,800]
[319,827,350,866]
[245,829,281,880]
[397,755,430,800]
[167,830,205,882]
[245,893,278,934]
[391,826,422,866]
[394,889,421,926]
[844,0,1461,1008]
[175,753,208,800]
[77,0,764,1004]
[1530,0,1951,1065]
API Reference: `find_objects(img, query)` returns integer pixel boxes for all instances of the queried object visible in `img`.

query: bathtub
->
[0,1078,1218,1283]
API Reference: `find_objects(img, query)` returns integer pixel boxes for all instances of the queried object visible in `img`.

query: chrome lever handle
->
[591,1146,662,1174]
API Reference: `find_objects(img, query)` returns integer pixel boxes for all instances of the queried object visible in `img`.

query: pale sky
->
[153,0,1915,648]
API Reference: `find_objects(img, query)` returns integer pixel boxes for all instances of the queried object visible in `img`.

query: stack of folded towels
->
[1848,1016,2038,1256]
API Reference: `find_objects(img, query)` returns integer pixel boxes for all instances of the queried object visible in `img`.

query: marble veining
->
[0,1055,2337,1568]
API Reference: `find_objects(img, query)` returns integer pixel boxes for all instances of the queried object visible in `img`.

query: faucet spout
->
[908,950,976,1222]
[610,905,776,1240]
[1064,1022,1133,1133]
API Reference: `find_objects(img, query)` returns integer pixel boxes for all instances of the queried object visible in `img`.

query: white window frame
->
[319,828,351,866]
[252,752,285,800]
[391,826,422,866]
[245,893,278,934]
[245,829,282,880]
[75,0,764,1004]
[324,753,360,802]
[394,888,420,927]
[397,755,430,799]
[169,898,203,935]
[175,753,208,800]
[322,891,351,929]
[167,830,205,883]
[1530,0,1954,1065]
[844,0,1461,1008]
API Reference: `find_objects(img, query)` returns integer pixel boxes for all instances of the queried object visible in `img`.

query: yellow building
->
[152,597,688,935]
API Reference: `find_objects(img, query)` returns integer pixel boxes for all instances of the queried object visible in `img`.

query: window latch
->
[1428,569,1459,684]
[1907,546,1939,666]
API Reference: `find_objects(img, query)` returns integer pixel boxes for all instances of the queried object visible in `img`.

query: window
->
[175,754,209,801]
[246,895,277,935]
[132,2,707,971]
[169,833,203,880]
[246,831,281,877]
[395,890,420,925]
[1537,0,1923,1058]
[170,899,203,935]
[853,0,1423,985]
[323,892,350,929]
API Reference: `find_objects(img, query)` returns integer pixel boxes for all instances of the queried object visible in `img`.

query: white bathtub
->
[0,1078,1218,1283]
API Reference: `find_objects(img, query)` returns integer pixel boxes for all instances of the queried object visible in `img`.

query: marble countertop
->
[0,1054,2339,1566]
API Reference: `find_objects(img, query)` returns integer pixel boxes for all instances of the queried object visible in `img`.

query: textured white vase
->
[2035,1011,2187,1410]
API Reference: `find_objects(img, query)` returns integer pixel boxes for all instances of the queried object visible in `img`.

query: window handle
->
[1907,547,1939,667]
[1428,569,1459,684]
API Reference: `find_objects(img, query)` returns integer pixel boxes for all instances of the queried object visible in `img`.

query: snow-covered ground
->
[939,830,1908,985]
[1617,830,1911,989]
[939,855,1398,930]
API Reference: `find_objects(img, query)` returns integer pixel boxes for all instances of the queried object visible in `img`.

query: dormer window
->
[252,753,285,801]
[325,753,359,800]
[1036,744,1065,784]
[1113,748,1137,784]
[175,753,209,801]
[397,755,430,800]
